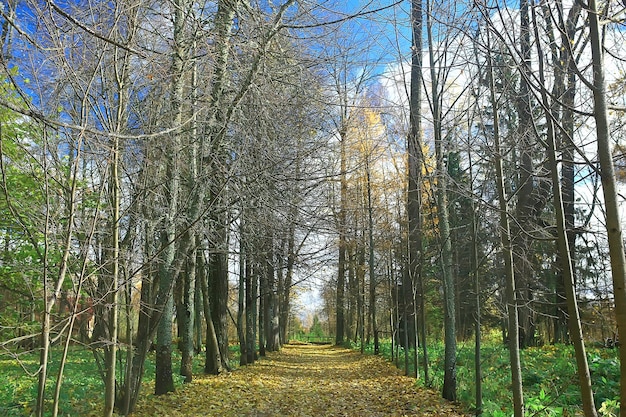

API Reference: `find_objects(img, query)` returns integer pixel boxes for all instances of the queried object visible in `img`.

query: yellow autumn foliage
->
[98,344,469,417]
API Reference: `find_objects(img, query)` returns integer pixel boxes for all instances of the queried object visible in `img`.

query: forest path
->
[131,343,469,417]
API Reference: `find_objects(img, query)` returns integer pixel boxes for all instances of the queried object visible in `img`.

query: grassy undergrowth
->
[1,338,620,416]
[0,345,237,417]
[354,337,620,416]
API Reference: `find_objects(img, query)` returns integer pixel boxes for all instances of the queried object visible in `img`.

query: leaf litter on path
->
[130,344,469,417]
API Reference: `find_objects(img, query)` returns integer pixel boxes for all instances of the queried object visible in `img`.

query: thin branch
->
[47,0,146,58]
[283,1,404,30]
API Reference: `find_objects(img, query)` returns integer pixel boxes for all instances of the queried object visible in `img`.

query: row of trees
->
[2,0,626,416]
[323,0,626,416]
[0,0,352,415]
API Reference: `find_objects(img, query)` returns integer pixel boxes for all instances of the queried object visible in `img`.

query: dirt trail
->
[130,343,469,417]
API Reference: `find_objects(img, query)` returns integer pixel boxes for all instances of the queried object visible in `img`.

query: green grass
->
[0,348,103,416]
[290,333,334,344]
[355,337,620,416]
[0,344,227,417]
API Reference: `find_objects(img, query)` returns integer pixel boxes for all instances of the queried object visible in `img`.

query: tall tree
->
[153,0,192,395]
[425,0,457,400]
[323,41,373,345]
[512,0,541,349]
[485,29,524,417]
[365,150,379,354]
[335,84,349,346]
[407,0,427,383]
[587,0,626,413]
[524,3,599,415]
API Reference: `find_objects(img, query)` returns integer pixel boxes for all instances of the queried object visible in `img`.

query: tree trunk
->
[336,127,348,345]
[358,243,366,354]
[238,218,248,366]
[588,1,626,413]
[552,1,581,344]
[281,227,296,344]
[513,0,538,349]
[408,0,426,383]
[179,38,200,382]
[155,283,176,394]
[263,231,279,352]
[417,270,428,384]
[208,217,230,368]
[366,160,378,355]
[194,271,203,354]
[201,244,223,375]
[559,48,577,343]
[101,25,135,409]
[198,0,238,372]
[246,256,257,364]
[436,107,456,403]
[529,3,598,414]
[277,240,286,345]
[259,252,266,357]
[487,31,524,417]
[468,136,482,416]
[154,0,187,395]
[119,216,156,415]
[36,137,81,417]
[179,244,196,383]
[531,5,597,413]
[103,134,120,414]
[347,247,356,343]
[426,0,455,400]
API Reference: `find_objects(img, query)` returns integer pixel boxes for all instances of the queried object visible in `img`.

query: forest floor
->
[128,343,470,417]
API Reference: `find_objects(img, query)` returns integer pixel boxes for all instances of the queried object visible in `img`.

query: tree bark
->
[154,0,189,395]
[551,0,581,344]
[246,254,257,364]
[179,38,200,383]
[336,126,347,345]
[587,1,626,413]
[259,249,266,357]
[366,159,379,355]
[467,133,482,416]
[103,134,120,415]
[201,243,223,375]
[425,0,456,400]
[487,32,524,417]
[408,0,427,383]
[531,5,597,413]
[238,216,248,366]
[513,0,538,349]
[179,245,196,383]
[263,231,279,352]
[208,215,231,368]
[358,242,366,354]
[36,134,81,417]
[280,227,296,344]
